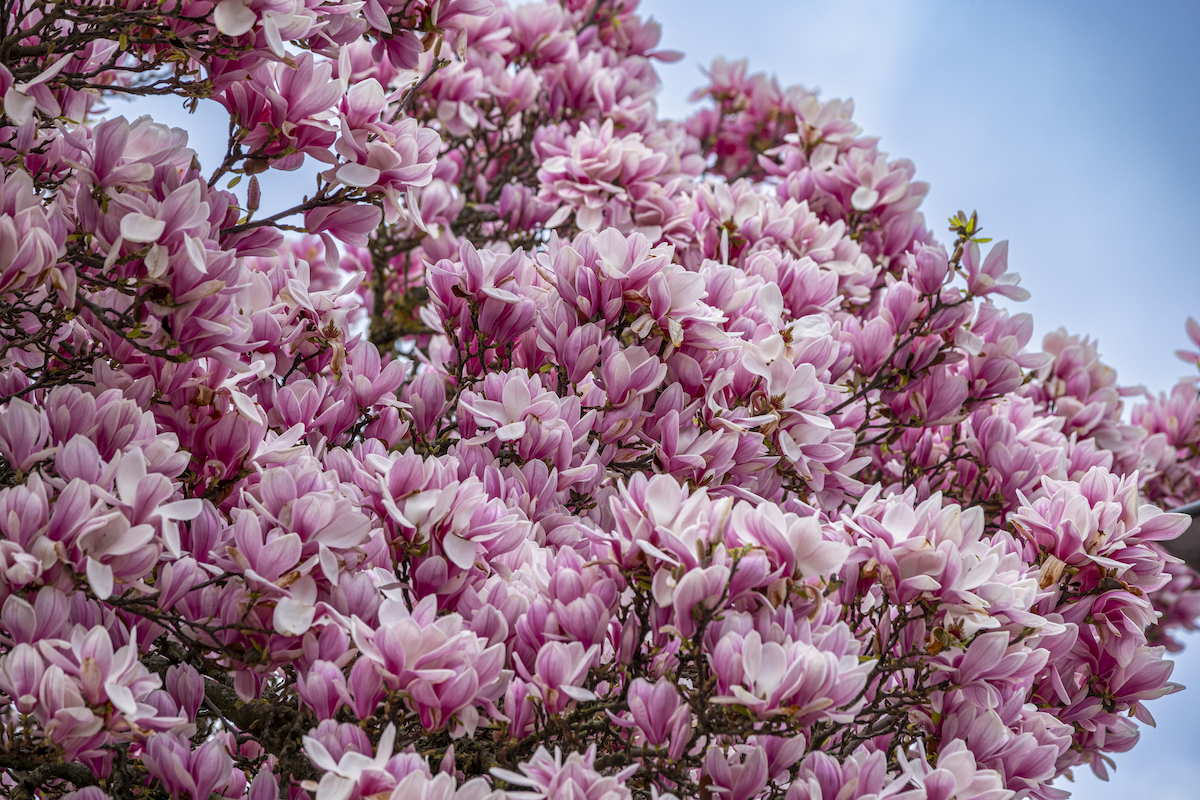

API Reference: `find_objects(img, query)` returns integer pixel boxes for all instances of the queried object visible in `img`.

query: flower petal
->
[120,213,166,243]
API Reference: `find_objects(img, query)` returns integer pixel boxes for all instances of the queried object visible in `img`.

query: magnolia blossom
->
[0,1,1197,799]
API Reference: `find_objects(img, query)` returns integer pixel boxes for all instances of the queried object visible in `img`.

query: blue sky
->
[644,1,1200,796]
[123,2,1200,795]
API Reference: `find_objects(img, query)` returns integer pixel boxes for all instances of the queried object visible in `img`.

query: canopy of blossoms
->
[2,2,1200,799]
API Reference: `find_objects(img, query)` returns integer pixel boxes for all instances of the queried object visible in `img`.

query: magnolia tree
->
[5,1,1200,799]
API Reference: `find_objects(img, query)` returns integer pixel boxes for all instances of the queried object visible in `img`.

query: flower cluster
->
[1,2,1199,800]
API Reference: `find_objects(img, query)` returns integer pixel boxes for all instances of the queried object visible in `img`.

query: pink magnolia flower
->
[328,82,441,223]
[519,641,598,714]
[352,597,507,737]
[298,660,352,720]
[785,750,918,800]
[702,746,769,800]
[536,119,669,231]
[899,740,1010,800]
[961,240,1030,302]
[492,745,636,800]
[625,678,692,759]
[144,735,234,800]
[303,723,398,800]
[709,625,873,724]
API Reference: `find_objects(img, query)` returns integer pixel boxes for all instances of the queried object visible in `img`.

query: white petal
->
[262,16,286,58]
[162,521,182,559]
[120,213,166,243]
[490,768,535,788]
[790,314,832,341]
[115,450,147,502]
[810,143,838,171]
[336,163,382,187]
[319,544,340,587]
[882,502,918,540]
[644,476,682,524]
[850,185,880,211]
[229,389,263,425]
[20,54,71,89]
[561,685,597,701]
[315,773,354,800]
[87,557,114,600]
[302,736,340,772]
[405,187,427,232]
[544,205,571,229]
[290,574,318,605]
[495,421,527,442]
[273,597,316,636]
[145,244,169,279]
[755,642,788,694]
[379,492,414,527]
[442,533,477,570]
[105,681,138,715]
[757,283,784,326]
[159,499,203,521]
[758,334,786,364]
[4,88,36,126]
[778,429,803,463]
[337,752,377,777]
[576,205,603,231]
[742,630,763,681]
[482,286,520,304]
[185,235,210,274]
[347,78,386,113]
[374,723,397,766]
[214,0,257,36]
